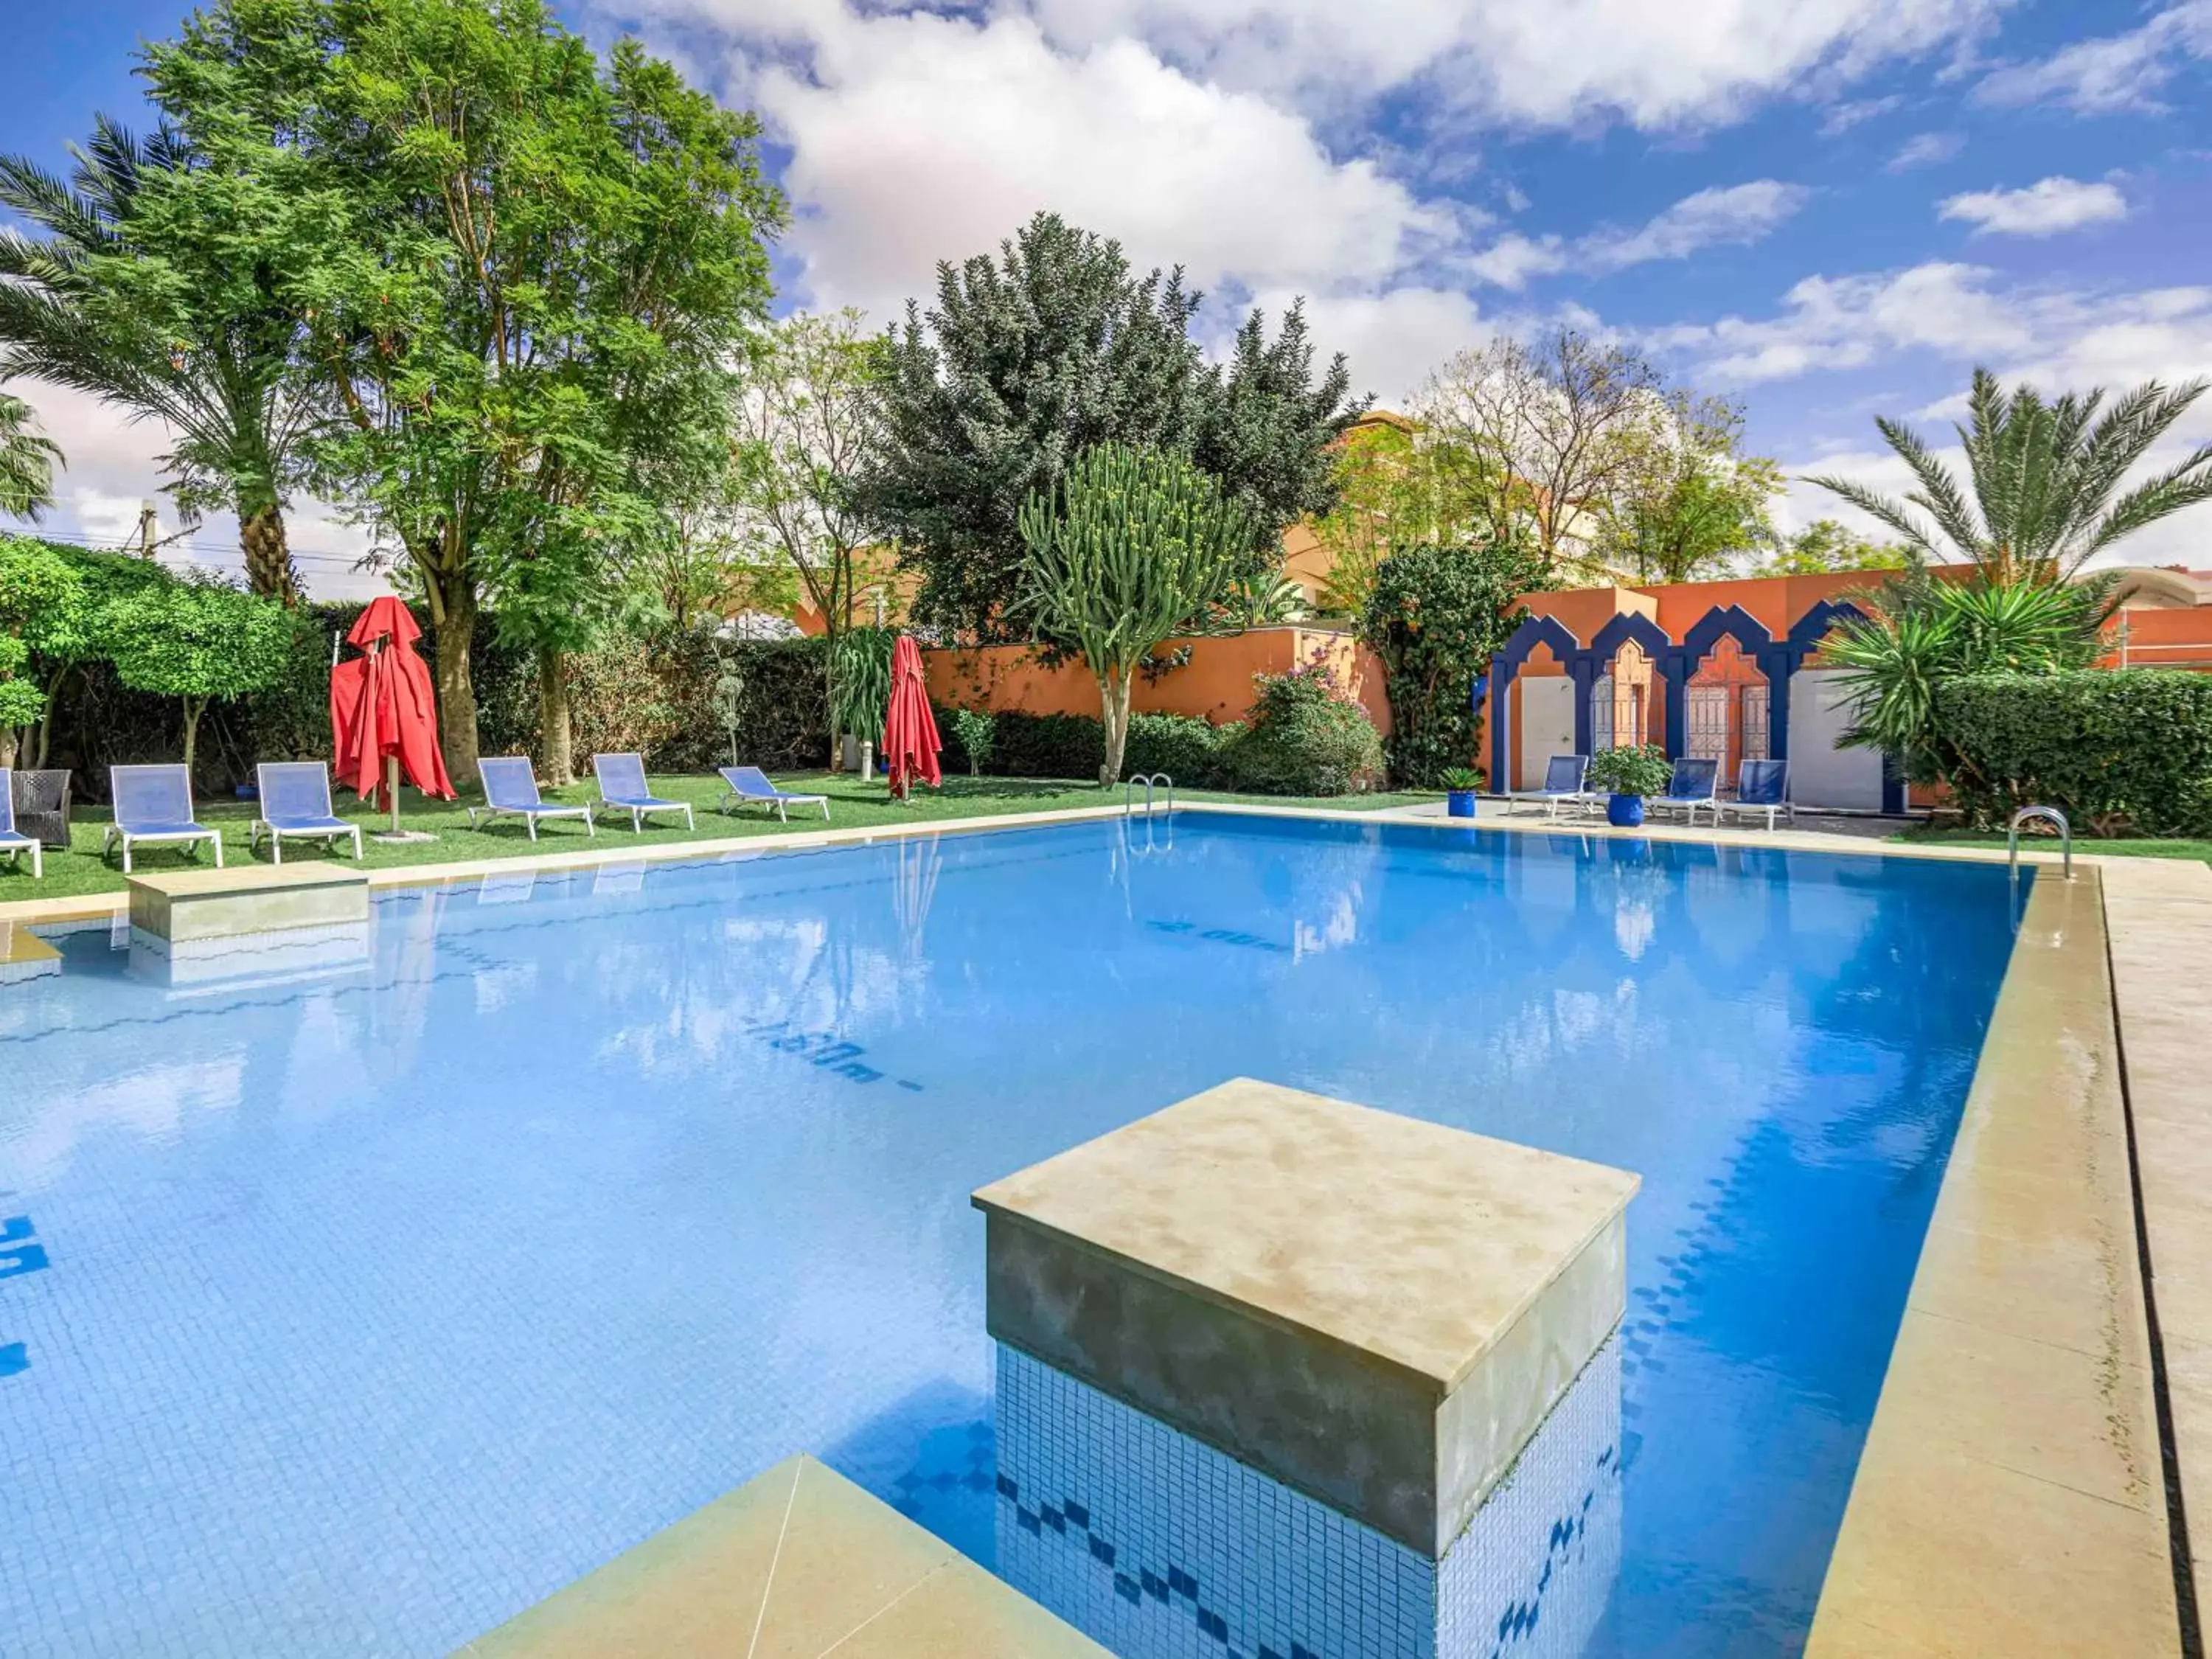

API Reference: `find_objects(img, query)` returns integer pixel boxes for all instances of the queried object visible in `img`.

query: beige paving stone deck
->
[2104,855,2212,1630]
[973,1077,1640,1555]
[128,860,371,942]
[459,1454,1107,1658]
[1807,870,2180,1659]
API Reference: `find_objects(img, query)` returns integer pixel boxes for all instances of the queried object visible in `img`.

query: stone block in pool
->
[972,1077,1640,1558]
[127,862,369,945]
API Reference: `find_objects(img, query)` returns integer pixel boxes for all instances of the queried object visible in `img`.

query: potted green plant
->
[1585,743,1674,828]
[1440,765,1484,818]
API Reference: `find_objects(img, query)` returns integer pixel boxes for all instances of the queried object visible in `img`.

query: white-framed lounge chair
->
[1717,759,1795,832]
[591,753,695,832]
[104,765,223,873]
[251,762,364,864]
[1506,754,1594,819]
[0,768,43,880]
[467,757,594,841]
[1646,757,1722,827]
[717,765,830,823]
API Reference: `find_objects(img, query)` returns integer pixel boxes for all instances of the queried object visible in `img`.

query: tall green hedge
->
[1938,669,2212,837]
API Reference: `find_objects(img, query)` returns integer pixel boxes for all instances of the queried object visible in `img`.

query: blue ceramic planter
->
[1447,790,1478,819]
[1606,793,1645,828]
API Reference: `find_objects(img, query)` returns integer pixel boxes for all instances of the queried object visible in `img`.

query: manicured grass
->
[0,771,1431,903]
[1891,826,2212,865]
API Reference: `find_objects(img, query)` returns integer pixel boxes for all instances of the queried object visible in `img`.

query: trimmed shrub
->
[1125,712,1239,787]
[945,707,996,776]
[1222,664,1384,796]
[1938,669,2212,837]
[1360,539,1551,787]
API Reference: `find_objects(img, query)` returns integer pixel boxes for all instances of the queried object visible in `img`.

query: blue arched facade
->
[1489,598,1896,806]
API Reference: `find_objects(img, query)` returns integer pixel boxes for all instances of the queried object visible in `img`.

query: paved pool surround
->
[973,1077,1641,1558]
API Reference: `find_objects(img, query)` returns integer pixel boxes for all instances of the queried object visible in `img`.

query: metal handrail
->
[2008,804,2073,883]
[1123,773,1175,815]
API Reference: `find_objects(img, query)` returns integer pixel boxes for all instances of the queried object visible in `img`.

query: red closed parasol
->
[331,597,455,833]
[880,635,942,801]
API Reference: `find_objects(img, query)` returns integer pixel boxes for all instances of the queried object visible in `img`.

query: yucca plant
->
[1019,442,1250,785]
[1823,570,2115,786]
[1807,368,2212,583]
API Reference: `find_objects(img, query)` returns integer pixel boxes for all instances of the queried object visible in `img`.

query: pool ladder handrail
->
[1123,773,1175,816]
[2008,804,2073,883]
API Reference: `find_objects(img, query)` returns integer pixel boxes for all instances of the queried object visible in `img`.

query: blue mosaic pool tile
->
[995,1338,1621,1659]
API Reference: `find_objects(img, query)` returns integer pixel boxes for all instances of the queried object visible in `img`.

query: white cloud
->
[1582,180,1812,269]
[745,11,1447,321]
[4,378,386,600]
[1888,131,1963,170]
[1819,92,1905,133]
[1463,179,1808,290]
[1020,0,2006,132]
[1975,1,2212,114]
[1938,175,2128,237]
[1661,262,2212,446]
[1254,285,1492,406]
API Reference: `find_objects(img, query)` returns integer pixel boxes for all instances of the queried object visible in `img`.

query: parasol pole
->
[386,754,401,835]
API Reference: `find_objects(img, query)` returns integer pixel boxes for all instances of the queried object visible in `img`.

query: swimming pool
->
[0,812,2020,1657]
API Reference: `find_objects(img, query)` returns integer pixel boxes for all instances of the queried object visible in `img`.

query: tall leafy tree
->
[731,308,890,762]
[1018,443,1249,785]
[872,212,1360,642]
[0,394,64,521]
[148,0,782,782]
[1751,518,1911,577]
[0,111,321,601]
[102,574,296,771]
[1609,394,1781,582]
[1807,368,2212,584]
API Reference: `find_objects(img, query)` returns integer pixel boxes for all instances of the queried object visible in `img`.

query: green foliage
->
[101,575,296,767]
[1360,538,1553,787]
[945,706,995,777]
[1585,743,1674,798]
[1019,442,1252,783]
[1127,712,1239,785]
[1823,571,2113,786]
[0,102,322,598]
[1753,518,1911,577]
[1610,395,1781,582]
[874,211,1360,643]
[1440,767,1484,792]
[143,0,785,768]
[1807,368,2212,583]
[0,536,87,757]
[828,625,896,741]
[0,392,62,521]
[1224,665,1383,796]
[1937,670,2212,837]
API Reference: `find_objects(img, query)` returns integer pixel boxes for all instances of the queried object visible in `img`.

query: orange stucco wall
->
[924,627,1393,737]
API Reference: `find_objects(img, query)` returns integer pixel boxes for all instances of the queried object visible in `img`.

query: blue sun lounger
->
[104,765,223,873]
[251,762,364,863]
[592,753,695,832]
[1647,757,1722,827]
[1506,754,1594,819]
[467,757,595,841]
[1717,759,1795,831]
[0,768,42,880]
[717,765,830,823]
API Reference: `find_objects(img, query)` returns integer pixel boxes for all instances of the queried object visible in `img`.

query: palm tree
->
[0,116,314,602]
[1807,368,2212,584]
[0,391,62,520]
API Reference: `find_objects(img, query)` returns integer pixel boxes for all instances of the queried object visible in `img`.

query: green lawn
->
[1890,826,2212,865]
[0,771,1432,902]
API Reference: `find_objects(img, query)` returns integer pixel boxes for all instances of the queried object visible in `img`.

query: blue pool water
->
[0,813,2020,1658]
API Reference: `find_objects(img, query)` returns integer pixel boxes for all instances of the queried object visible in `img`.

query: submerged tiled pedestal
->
[127,863,372,985]
[975,1078,1640,1659]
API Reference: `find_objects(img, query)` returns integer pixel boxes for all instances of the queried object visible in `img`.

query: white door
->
[1787,669,1886,810]
[1517,676,1578,790]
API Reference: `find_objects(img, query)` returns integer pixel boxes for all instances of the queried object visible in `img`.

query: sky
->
[10,0,2212,598]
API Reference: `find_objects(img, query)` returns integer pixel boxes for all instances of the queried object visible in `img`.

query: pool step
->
[459,1454,1108,1658]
